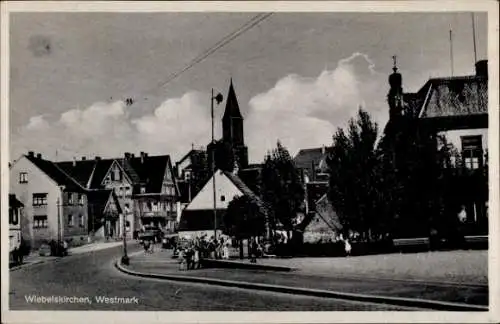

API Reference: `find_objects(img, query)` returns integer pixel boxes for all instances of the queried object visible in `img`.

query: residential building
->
[302,194,342,243]
[57,155,136,239]
[56,152,180,238]
[9,152,89,249]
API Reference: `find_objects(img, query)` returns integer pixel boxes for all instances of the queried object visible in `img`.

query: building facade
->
[10,152,89,249]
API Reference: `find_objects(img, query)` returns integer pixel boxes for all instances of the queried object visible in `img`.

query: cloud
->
[245,52,388,161]
[11,52,389,165]
[10,92,216,162]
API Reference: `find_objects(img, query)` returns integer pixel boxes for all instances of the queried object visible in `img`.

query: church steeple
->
[222,78,244,146]
[221,79,248,169]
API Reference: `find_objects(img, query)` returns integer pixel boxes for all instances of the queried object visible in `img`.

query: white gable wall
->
[9,156,62,248]
[185,171,243,211]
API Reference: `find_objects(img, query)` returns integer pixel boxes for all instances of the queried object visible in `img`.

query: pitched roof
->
[223,171,268,215]
[406,74,488,119]
[222,79,243,120]
[25,154,86,192]
[56,160,98,188]
[126,155,171,193]
[294,147,331,178]
[88,159,115,189]
[87,189,121,215]
[9,194,24,208]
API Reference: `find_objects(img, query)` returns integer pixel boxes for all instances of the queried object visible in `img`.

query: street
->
[9,244,422,311]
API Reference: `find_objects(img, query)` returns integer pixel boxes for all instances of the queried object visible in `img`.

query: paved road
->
[9,244,421,311]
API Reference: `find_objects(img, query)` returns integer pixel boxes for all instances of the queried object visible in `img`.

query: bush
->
[275,239,395,257]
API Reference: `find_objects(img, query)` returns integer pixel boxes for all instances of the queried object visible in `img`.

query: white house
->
[10,152,89,249]
[177,170,264,239]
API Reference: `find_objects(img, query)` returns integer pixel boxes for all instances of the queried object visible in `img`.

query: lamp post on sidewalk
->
[211,89,223,241]
[121,158,129,265]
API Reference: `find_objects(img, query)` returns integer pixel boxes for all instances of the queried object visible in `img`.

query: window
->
[68,193,75,205]
[462,135,483,169]
[68,214,73,227]
[140,187,146,194]
[33,193,47,206]
[152,202,159,212]
[220,195,226,202]
[9,209,19,225]
[19,172,28,184]
[34,215,48,228]
[79,194,85,205]
[79,215,84,228]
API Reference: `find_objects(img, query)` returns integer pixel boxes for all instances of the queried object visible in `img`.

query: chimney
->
[73,157,76,167]
[82,156,86,161]
[36,153,42,159]
[475,60,488,78]
[28,151,34,157]
[95,156,101,161]
[124,152,131,160]
[140,151,146,164]
[131,154,135,158]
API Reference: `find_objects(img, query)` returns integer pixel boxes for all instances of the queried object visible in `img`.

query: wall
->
[9,156,61,249]
[186,171,243,211]
[62,192,89,247]
[438,128,488,151]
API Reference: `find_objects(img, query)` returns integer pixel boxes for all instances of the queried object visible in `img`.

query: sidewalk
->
[11,240,130,270]
[120,249,488,308]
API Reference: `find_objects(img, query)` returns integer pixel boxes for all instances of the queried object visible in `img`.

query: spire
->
[222,79,243,120]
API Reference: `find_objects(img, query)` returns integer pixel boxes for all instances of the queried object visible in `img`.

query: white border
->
[1,1,499,324]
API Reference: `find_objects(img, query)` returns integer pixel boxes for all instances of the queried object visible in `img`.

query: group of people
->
[176,235,232,271]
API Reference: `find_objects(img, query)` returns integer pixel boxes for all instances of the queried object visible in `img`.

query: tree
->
[327,108,382,241]
[223,195,266,258]
[261,141,305,243]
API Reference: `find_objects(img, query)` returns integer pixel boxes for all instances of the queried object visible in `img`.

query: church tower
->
[222,79,248,168]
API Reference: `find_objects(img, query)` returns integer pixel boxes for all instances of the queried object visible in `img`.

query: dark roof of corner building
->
[56,160,98,188]
[222,79,243,120]
[25,154,86,192]
[9,194,24,208]
[405,74,488,119]
[126,155,172,194]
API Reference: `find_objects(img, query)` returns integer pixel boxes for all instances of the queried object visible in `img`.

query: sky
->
[9,12,488,163]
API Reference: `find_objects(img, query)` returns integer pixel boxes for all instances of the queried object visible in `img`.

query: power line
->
[139,12,274,101]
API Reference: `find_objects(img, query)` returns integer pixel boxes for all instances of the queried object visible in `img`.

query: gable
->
[101,160,133,187]
[185,171,244,211]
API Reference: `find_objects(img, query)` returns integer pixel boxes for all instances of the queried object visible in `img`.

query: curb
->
[115,260,488,311]
[200,259,294,272]
[9,259,49,271]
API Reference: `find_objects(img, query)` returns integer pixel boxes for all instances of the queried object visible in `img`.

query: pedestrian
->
[250,238,257,263]
[344,238,352,257]
[193,246,200,269]
[143,239,151,254]
[178,249,186,271]
[223,240,230,260]
[62,240,69,256]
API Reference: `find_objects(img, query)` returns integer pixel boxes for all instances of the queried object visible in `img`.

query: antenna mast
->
[471,12,478,64]
[449,29,454,76]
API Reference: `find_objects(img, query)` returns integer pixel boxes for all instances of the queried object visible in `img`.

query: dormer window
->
[140,187,146,194]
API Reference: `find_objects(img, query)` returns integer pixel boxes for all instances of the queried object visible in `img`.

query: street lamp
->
[211,89,223,241]
[121,158,129,265]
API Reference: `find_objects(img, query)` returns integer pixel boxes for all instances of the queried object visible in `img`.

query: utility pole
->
[211,89,223,241]
[57,197,61,248]
[121,158,129,265]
